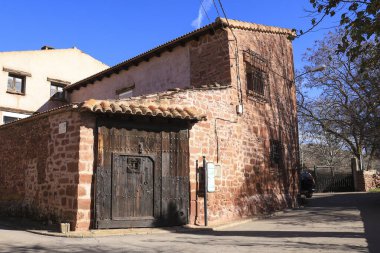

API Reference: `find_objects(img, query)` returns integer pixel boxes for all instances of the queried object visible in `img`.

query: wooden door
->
[112,155,154,220]
[95,117,190,229]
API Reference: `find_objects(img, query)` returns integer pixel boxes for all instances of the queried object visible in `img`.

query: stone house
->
[0,18,299,231]
[0,46,108,124]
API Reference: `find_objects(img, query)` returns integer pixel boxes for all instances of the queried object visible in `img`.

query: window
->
[118,90,133,99]
[50,82,65,100]
[116,84,135,99]
[270,139,282,164]
[2,111,29,125]
[244,49,269,100]
[246,66,265,96]
[7,74,25,94]
[3,116,19,124]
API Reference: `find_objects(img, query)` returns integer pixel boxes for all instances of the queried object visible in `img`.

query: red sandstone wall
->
[154,85,298,225]
[189,29,232,87]
[0,111,95,231]
[182,28,298,225]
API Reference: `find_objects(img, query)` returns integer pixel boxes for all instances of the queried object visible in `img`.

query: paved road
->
[0,192,379,253]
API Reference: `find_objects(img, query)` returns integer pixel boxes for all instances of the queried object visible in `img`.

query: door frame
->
[93,116,191,229]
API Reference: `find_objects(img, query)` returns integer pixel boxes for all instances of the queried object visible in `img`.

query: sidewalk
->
[0,215,259,238]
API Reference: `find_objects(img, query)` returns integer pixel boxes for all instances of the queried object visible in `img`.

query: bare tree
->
[299,115,350,170]
[297,30,380,170]
[297,0,379,68]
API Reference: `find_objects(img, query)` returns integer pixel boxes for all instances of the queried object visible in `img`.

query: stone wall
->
[152,85,298,225]
[189,29,232,87]
[0,110,96,231]
[363,170,380,191]
[69,46,191,103]
[187,28,298,225]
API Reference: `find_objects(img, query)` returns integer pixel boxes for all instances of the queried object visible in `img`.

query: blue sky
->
[0,0,340,70]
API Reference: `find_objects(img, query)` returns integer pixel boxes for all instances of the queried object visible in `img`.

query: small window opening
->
[7,74,26,94]
[50,82,66,100]
[270,139,282,164]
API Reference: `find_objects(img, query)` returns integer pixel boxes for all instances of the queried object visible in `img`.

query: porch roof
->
[80,99,206,121]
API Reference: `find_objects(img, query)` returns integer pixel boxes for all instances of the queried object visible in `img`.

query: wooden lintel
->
[47,77,71,86]
[3,67,32,77]
[0,106,34,115]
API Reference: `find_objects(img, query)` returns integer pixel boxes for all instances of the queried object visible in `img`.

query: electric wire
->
[216,0,243,104]
[199,0,235,57]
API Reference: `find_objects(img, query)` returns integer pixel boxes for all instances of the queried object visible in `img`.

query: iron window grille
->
[270,139,282,164]
[244,49,269,101]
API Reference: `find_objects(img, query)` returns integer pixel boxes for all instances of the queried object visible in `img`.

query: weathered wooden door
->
[112,155,154,220]
[95,118,190,229]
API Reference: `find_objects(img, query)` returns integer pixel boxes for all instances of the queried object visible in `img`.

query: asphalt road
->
[0,192,379,253]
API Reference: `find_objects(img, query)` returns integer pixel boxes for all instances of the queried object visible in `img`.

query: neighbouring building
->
[0,46,108,124]
[0,18,300,231]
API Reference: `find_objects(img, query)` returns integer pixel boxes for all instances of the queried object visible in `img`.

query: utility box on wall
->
[207,162,215,192]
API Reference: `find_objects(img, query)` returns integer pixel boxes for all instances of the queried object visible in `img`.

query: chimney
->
[41,45,55,50]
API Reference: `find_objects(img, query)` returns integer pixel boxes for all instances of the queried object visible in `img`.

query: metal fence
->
[312,166,354,193]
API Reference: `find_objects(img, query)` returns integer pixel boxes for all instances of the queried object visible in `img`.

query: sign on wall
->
[207,162,215,192]
[58,122,67,134]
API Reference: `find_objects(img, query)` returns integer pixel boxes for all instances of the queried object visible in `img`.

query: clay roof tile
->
[79,99,205,121]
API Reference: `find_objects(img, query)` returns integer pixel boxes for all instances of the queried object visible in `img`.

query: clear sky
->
[0,0,340,70]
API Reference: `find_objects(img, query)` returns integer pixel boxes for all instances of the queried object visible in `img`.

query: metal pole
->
[195,160,199,223]
[203,156,208,226]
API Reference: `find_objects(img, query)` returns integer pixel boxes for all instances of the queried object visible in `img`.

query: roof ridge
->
[218,18,295,36]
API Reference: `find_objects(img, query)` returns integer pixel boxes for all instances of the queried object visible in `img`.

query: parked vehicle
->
[300,170,316,198]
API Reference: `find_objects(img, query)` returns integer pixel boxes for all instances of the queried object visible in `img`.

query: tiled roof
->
[0,83,226,129]
[65,18,294,92]
[220,18,295,35]
[80,99,206,121]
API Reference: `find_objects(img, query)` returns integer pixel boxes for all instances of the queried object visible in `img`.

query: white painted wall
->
[0,48,108,124]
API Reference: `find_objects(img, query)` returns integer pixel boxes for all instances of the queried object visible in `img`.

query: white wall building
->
[0,46,108,124]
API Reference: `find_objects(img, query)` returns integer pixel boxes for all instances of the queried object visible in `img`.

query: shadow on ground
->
[307,192,380,253]
[0,193,378,253]
[175,192,379,252]
[0,216,59,232]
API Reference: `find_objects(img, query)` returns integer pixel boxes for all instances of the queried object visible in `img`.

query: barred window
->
[270,139,282,164]
[244,49,269,100]
[246,66,265,96]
